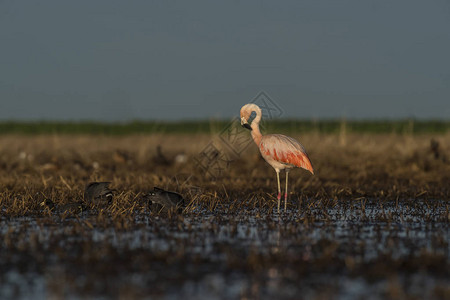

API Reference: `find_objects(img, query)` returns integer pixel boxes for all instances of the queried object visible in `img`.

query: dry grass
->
[0,133,449,217]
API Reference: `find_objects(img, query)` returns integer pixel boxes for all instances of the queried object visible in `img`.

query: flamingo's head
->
[240,103,260,130]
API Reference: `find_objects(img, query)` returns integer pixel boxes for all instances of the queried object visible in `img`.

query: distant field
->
[0,119,449,135]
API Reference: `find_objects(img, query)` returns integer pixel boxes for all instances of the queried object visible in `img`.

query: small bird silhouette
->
[40,199,86,214]
[145,187,184,213]
[240,103,314,211]
[84,182,114,205]
[430,138,447,162]
[152,145,172,166]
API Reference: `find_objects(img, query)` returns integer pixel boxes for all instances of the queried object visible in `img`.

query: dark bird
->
[430,138,447,162]
[40,199,55,210]
[40,199,86,214]
[84,182,114,205]
[146,187,185,213]
[152,145,172,166]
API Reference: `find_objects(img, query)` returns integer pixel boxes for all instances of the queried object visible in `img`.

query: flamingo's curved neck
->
[251,109,262,145]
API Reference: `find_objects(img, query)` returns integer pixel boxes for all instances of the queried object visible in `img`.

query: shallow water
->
[0,199,449,299]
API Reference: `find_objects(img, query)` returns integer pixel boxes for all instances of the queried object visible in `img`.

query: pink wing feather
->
[259,134,314,174]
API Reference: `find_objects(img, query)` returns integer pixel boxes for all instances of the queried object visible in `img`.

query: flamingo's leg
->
[276,169,281,212]
[284,170,289,210]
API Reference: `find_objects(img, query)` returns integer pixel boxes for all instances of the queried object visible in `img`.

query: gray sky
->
[1,0,449,121]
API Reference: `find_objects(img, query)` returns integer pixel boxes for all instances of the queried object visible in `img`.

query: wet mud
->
[0,134,449,299]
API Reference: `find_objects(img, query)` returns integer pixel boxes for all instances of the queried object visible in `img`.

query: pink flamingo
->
[240,103,314,211]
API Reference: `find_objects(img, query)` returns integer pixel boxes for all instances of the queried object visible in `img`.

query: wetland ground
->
[0,131,449,299]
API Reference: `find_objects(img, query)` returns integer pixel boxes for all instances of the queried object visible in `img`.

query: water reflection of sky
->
[0,199,448,299]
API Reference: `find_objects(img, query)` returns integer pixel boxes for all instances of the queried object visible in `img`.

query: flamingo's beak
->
[241,117,252,130]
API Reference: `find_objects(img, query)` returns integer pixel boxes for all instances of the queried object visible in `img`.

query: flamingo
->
[240,103,314,211]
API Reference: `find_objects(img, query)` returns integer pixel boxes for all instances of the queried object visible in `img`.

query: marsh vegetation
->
[0,130,449,299]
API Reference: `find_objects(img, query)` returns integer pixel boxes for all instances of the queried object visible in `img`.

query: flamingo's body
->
[240,103,314,211]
